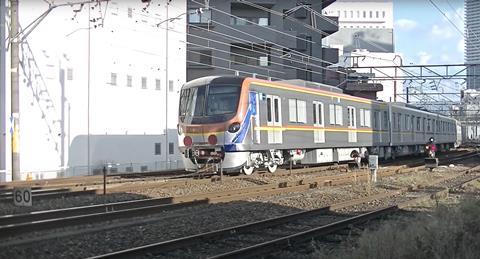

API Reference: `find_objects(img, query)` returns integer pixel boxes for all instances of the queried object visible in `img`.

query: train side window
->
[288,99,307,123]
[383,111,388,129]
[335,105,343,125]
[274,98,280,123]
[267,97,272,122]
[313,101,324,126]
[347,106,356,128]
[417,117,420,131]
[359,109,371,127]
[398,114,402,130]
[329,104,342,125]
[373,111,379,129]
[329,104,335,125]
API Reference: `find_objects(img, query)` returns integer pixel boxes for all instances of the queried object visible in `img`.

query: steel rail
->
[0,189,97,202]
[0,199,209,238]
[87,196,399,259]
[208,206,398,259]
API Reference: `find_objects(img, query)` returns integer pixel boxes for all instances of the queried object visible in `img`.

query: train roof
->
[276,79,344,94]
[183,76,246,89]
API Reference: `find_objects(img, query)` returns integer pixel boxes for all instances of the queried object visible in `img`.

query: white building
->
[323,0,402,102]
[1,0,187,181]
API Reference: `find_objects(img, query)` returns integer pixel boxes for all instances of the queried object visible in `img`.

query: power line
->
[427,0,464,37]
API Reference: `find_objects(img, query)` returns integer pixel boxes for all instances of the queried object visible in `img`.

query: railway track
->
[1,151,477,239]
[88,165,480,259]
[0,150,471,194]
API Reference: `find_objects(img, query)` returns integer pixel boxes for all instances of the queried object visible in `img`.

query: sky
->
[393,0,465,65]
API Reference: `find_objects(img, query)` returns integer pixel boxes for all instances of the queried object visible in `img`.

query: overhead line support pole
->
[10,0,20,181]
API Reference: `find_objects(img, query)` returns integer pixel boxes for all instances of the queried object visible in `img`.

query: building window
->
[110,73,117,86]
[344,11,347,18]
[369,11,372,18]
[376,11,379,18]
[127,7,132,18]
[127,75,132,87]
[141,77,147,89]
[67,68,73,80]
[337,10,340,17]
[288,99,307,123]
[329,104,343,125]
[187,49,212,66]
[168,142,174,155]
[350,11,354,18]
[231,44,271,66]
[169,80,174,92]
[154,143,161,155]
[382,11,385,18]
[155,79,161,90]
[357,10,360,18]
[363,11,366,18]
[188,8,211,23]
[230,16,269,26]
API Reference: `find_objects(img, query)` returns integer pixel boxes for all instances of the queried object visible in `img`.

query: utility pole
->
[0,0,6,181]
[165,0,169,169]
[10,0,20,181]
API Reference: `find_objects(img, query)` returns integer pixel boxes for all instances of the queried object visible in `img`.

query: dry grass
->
[328,199,480,259]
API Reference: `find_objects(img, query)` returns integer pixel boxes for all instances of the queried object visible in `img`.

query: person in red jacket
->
[426,137,436,158]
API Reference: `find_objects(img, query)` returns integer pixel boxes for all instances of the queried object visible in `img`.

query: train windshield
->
[179,84,241,123]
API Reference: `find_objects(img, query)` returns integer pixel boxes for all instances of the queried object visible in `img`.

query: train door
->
[266,95,282,144]
[347,106,357,142]
[313,101,325,143]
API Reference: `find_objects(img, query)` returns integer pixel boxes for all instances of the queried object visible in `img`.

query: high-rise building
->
[465,0,480,89]
[186,0,339,84]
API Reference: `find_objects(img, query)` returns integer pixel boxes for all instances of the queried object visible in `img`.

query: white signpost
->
[13,187,32,206]
[368,155,378,183]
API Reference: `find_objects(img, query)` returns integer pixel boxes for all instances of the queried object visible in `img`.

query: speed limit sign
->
[13,187,32,206]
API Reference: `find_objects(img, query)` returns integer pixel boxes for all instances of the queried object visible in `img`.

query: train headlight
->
[183,136,192,146]
[208,135,217,145]
[228,122,241,133]
[177,124,183,135]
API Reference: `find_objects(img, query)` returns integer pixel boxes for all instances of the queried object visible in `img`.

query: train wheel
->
[267,164,277,173]
[242,165,254,175]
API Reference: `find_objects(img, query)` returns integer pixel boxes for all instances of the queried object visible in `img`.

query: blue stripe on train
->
[231,91,257,144]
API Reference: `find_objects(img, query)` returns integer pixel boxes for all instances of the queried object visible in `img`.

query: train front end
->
[178,76,251,172]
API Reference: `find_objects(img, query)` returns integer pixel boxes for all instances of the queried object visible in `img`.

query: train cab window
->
[179,83,241,123]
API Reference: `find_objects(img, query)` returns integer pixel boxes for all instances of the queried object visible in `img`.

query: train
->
[177,76,460,175]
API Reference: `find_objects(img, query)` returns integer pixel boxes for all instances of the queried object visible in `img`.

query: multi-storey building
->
[0,0,186,181]
[186,0,339,84]
[466,0,480,90]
